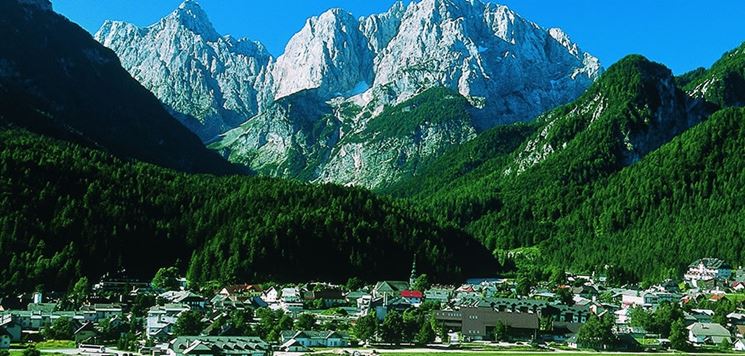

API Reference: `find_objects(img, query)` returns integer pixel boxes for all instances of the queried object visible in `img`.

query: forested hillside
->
[544,107,745,280]
[0,0,233,174]
[685,41,745,107]
[388,55,745,282]
[0,127,497,293]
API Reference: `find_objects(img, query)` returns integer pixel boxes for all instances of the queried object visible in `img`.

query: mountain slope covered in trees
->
[388,55,745,281]
[0,127,497,292]
[685,41,745,108]
[0,0,232,174]
[543,106,745,280]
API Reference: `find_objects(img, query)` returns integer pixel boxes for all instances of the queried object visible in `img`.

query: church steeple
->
[409,255,417,287]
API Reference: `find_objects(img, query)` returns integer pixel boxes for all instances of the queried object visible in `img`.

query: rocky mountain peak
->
[93,0,273,141]
[271,7,373,100]
[97,0,604,188]
[405,0,486,27]
[548,28,579,56]
[164,0,219,41]
[360,1,406,54]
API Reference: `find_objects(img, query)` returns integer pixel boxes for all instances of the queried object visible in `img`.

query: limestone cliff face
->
[97,0,602,189]
[270,9,375,101]
[95,0,272,141]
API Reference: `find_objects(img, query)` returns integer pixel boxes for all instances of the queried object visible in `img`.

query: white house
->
[279,331,349,348]
[281,288,300,303]
[261,288,279,303]
[620,290,678,309]
[684,258,732,287]
[146,304,190,340]
[79,304,123,322]
[615,308,632,325]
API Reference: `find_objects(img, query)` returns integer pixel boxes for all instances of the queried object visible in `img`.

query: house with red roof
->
[401,290,423,304]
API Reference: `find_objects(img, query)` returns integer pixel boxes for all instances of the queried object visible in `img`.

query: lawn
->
[374,353,731,356]
[722,293,745,303]
[36,340,75,349]
[17,340,76,349]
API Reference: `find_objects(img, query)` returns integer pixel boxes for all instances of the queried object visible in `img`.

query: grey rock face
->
[97,0,602,189]
[367,0,601,129]
[95,0,272,141]
[271,9,375,100]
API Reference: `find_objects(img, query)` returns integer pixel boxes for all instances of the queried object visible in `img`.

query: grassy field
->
[32,340,76,349]
[372,353,735,356]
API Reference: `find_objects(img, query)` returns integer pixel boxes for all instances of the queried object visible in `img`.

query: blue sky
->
[54,0,745,74]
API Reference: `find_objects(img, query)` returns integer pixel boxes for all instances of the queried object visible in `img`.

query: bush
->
[23,348,41,356]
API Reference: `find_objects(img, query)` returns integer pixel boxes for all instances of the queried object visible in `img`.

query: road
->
[39,348,140,356]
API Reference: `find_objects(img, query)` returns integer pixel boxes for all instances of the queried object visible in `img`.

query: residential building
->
[620,290,679,309]
[689,309,715,324]
[735,339,745,351]
[281,288,300,303]
[400,290,423,304]
[734,268,745,283]
[374,297,413,320]
[146,303,190,340]
[279,330,349,348]
[218,284,263,298]
[303,289,345,308]
[210,295,246,311]
[93,272,149,294]
[372,281,409,299]
[281,302,304,316]
[279,339,308,352]
[688,322,732,345]
[2,310,85,331]
[736,325,745,339]
[79,304,123,322]
[424,287,453,304]
[615,308,632,325]
[684,258,732,287]
[159,291,207,310]
[728,312,745,326]
[571,285,599,300]
[261,288,279,303]
[167,336,269,356]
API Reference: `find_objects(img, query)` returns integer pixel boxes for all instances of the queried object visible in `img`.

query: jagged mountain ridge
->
[95,1,273,141]
[95,0,602,188]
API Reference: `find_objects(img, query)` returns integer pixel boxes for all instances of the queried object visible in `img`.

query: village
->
[3,258,745,355]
